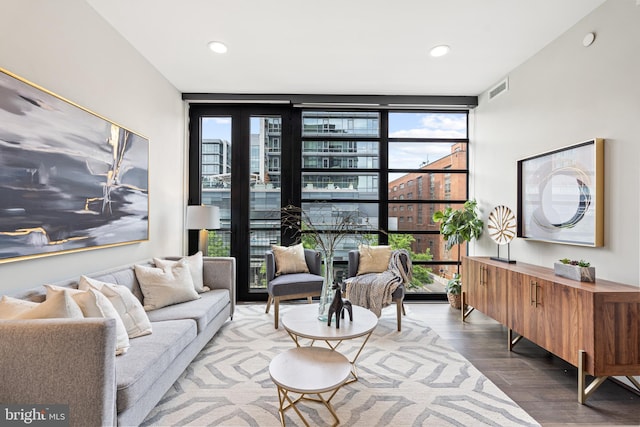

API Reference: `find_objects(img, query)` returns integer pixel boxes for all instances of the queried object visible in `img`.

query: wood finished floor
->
[406,302,640,427]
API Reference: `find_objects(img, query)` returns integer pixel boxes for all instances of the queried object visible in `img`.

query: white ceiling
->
[87,0,606,97]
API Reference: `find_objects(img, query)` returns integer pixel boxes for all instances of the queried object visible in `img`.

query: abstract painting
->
[517,139,603,247]
[0,68,149,263]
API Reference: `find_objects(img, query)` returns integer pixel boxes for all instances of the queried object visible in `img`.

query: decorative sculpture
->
[327,282,353,328]
[487,205,517,264]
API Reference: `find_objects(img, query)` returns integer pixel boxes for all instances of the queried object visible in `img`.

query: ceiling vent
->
[488,78,509,101]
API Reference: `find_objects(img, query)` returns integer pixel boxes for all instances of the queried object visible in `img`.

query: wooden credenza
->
[462,256,640,403]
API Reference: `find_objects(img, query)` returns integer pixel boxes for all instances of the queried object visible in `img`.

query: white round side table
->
[269,346,351,426]
[281,303,378,382]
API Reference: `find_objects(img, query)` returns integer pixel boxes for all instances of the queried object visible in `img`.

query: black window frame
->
[186,96,475,302]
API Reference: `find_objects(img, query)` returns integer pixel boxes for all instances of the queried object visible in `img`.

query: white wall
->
[472,0,640,286]
[0,0,185,291]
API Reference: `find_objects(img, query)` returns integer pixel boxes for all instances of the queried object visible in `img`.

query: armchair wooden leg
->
[396,300,402,332]
[265,295,272,314]
[307,296,313,303]
[274,297,280,329]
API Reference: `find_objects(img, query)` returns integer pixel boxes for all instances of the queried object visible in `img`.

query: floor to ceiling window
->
[198,116,232,257]
[387,112,469,297]
[248,116,283,290]
[301,110,382,284]
[187,101,470,302]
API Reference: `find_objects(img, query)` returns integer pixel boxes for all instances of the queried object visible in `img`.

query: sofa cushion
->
[154,252,209,293]
[115,319,197,413]
[145,289,230,333]
[0,291,84,320]
[0,296,38,318]
[134,260,200,311]
[45,285,130,356]
[79,276,152,339]
[91,266,146,302]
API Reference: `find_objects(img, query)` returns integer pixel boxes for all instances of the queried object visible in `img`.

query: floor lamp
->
[186,205,220,255]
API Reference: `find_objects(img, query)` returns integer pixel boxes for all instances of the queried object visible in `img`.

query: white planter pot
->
[553,263,595,282]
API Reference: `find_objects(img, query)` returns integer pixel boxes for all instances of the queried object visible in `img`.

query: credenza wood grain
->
[464,259,508,324]
[462,256,640,401]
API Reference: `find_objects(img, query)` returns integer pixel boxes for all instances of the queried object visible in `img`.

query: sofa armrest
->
[202,256,236,318]
[0,318,117,427]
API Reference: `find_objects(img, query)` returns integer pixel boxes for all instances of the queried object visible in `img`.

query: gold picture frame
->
[0,68,149,263]
[517,138,604,247]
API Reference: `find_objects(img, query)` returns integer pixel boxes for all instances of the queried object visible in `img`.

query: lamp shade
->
[186,205,220,230]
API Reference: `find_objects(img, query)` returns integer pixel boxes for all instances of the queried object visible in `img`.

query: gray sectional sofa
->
[0,256,235,427]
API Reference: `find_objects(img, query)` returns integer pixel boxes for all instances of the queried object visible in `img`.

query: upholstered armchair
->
[346,248,410,331]
[265,247,324,328]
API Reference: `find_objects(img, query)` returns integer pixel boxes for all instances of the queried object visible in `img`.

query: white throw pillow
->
[79,275,152,339]
[154,252,209,293]
[6,291,84,320]
[45,285,130,355]
[0,296,38,319]
[271,243,309,276]
[134,259,200,311]
[357,245,392,275]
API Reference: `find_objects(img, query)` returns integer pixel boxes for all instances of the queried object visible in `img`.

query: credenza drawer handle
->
[480,265,488,286]
[530,281,535,306]
[529,281,540,307]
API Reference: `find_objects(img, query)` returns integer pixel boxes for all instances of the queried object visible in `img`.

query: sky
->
[202,117,231,140]
[388,112,466,170]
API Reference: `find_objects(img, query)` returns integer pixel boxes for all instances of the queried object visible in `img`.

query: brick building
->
[388,142,467,279]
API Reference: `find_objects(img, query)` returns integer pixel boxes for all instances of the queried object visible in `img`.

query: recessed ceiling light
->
[429,45,450,57]
[208,41,228,54]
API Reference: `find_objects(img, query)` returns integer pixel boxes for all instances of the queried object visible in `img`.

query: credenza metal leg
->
[508,329,523,351]
[578,349,608,404]
[626,375,640,391]
[461,291,474,322]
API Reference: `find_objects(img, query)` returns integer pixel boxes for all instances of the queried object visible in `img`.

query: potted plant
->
[554,258,595,282]
[433,199,484,308]
[444,273,462,309]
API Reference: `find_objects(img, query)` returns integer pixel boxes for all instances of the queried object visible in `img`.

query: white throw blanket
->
[345,249,412,317]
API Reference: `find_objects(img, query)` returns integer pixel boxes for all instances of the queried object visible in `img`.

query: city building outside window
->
[192,107,468,300]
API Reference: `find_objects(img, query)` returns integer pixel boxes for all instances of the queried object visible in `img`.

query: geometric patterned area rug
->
[142,303,540,427]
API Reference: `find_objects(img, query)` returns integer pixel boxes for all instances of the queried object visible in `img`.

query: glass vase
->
[317,252,334,321]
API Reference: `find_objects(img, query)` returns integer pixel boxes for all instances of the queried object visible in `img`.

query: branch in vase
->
[280,204,382,255]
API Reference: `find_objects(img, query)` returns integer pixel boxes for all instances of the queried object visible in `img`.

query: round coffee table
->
[269,346,351,426]
[281,303,378,382]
